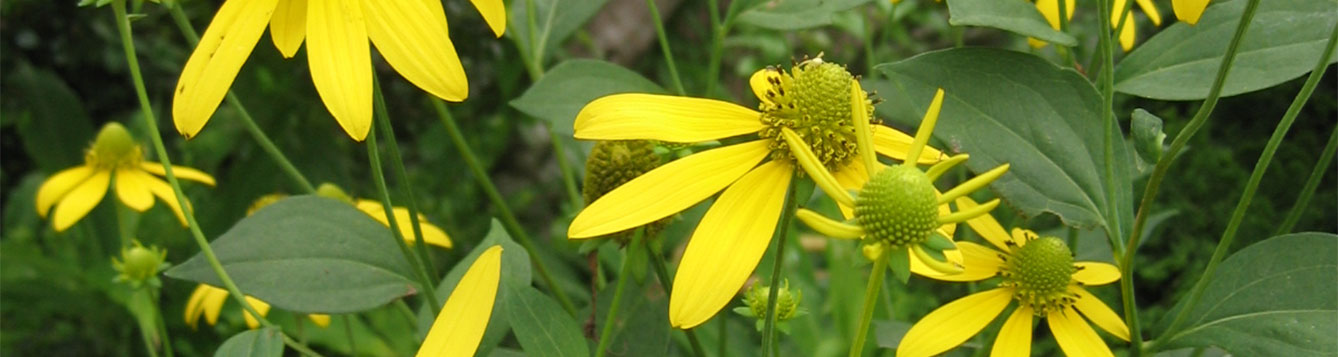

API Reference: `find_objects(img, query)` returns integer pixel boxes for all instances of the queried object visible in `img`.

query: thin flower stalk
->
[364,123,442,315]
[1276,126,1338,235]
[761,179,798,357]
[645,0,686,95]
[372,77,438,281]
[595,229,642,357]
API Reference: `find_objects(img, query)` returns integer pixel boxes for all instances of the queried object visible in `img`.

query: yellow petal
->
[269,0,307,58]
[781,127,854,207]
[173,0,281,138]
[36,166,95,218]
[184,284,211,329]
[308,314,331,328]
[956,197,1013,252]
[140,162,217,186]
[1135,0,1163,26]
[1011,228,1038,247]
[364,0,468,102]
[1034,0,1076,30]
[991,306,1034,357]
[749,67,781,106]
[52,169,110,232]
[670,160,792,329]
[1073,262,1121,286]
[795,208,863,239]
[115,168,155,212]
[918,241,1002,282]
[851,80,877,172]
[355,200,454,249]
[832,160,868,220]
[1071,286,1130,341]
[1117,12,1136,52]
[574,94,763,143]
[416,245,503,357]
[469,0,506,37]
[872,125,944,165]
[242,296,272,329]
[898,288,1014,357]
[1028,37,1050,49]
[185,284,229,328]
[145,176,189,226]
[569,140,770,238]
[1048,307,1116,357]
[307,0,373,140]
[1173,0,1210,25]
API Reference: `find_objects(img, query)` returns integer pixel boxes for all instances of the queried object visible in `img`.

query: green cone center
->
[1002,236,1077,314]
[88,122,142,170]
[854,165,938,249]
[582,140,665,242]
[755,60,871,171]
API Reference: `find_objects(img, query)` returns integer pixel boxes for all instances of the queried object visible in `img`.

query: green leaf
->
[1159,233,1338,356]
[945,0,1077,46]
[165,196,417,314]
[736,0,872,31]
[510,59,665,135]
[887,247,910,284]
[9,62,95,171]
[870,48,1125,232]
[214,327,284,357]
[417,220,531,355]
[508,0,610,62]
[504,285,590,357]
[593,271,670,356]
[1114,0,1338,100]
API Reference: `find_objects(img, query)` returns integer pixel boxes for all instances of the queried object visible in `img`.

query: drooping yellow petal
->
[1073,262,1121,286]
[749,67,781,106]
[184,284,211,329]
[1034,0,1076,30]
[1028,37,1050,49]
[911,244,964,275]
[1116,10,1137,51]
[781,127,854,207]
[938,198,1000,224]
[469,0,506,37]
[670,160,791,329]
[269,0,307,58]
[918,241,1001,282]
[872,125,944,165]
[956,197,1013,252]
[1048,307,1116,357]
[416,245,503,357]
[569,140,770,238]
[115,168,155,212]
[795,208,863,239]
[1173,0,1210,25]
[1071,286,1130,341]
[364,0,468,102]
[1011,228,1038,247]
[308,314,331,328]
[851,80,877,173]
[307,0,373,140]
[173,0,281,138]
[242,296,272,329]
[36,166,95,218]
[140,162,217,186]
[574,94,763,143]
[185,284,229,328]
[991,306,1034,357]
[924,154,968,181]
[833,160,870,220]
[1135,0,1163,25]
[898,288,1014,357]
[355,200,453,249]
[937,164,1009,205]
[51,169,110,232]
[145,176,188,226]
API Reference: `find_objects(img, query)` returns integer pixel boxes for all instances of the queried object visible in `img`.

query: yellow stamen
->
[903,88,945,169]
[937,163,1010,205]
[796,208,864,239]
[924,154,969,181]
[781,127,855,207]
[939,198,1001,224]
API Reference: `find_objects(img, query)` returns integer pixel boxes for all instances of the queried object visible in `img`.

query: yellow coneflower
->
[184,284,330,330]
[1031,0,1213,51]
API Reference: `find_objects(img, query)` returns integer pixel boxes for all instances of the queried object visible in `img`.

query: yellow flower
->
[184,284,330,330]
[355,199,453,249]
[1172,0,1211,25]
[416,245,503,357]
[790,88,1009,278]
[36,122,215,232]
[897,197,1129,357]
[568,58,945,329]
[171,0,506,140]
[1030,0,1175,51]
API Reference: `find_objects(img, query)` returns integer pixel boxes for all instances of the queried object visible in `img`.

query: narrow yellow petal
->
[307,0,373,140]
[52,169,110,232]
[569,140,770,238]
[574,94,763,143]
[956,197,1012,251]
[364,0,468,102]
[872,125,944,165]
[308,314,331,328]
[172,0,280,138]
[1011,228,1038,247]
[185,284,211,329]
[1173,0,1210,25]
[1033,0,1075,29]
[925,154,968,181]
[898,288,1013,357]
[1117,12,1136,51]
[912,244,964,275]
[197,285,229,327]
[416,245,503,357]
[749,68,781,106]
[145,177,188,226]
[795,208,863,239]
[851,80,877,172]
[269,0,307,58]
[670,161,792,329]
[937,163,1009,205]
[991,306,1034,357]
[115,168,155,212]
[140,162,217,186]
[36,166,94,218]
[938,198,1000,225]
[242,296,272,329]
[469,0,506,37]
[910,245,966,278]
[917,241,1001,282]
[833,159,869,192]
[781,127,854,207]
[1028,37,1050,49]
[1073,262,1121,286]
[1135,0,1163,25]
[356,200,454,249]
[1048,307,1116,357]
[1071,286,1130,341]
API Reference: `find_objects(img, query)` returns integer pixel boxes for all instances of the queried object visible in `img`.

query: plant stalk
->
[595,230,640,357]
[645,0,686,95]
[371,78,438,282]
[760,177,799,357]
[365,124,442,315]
[648,235,708,357]
[849,252,888,357]
[1276,125,1338,235]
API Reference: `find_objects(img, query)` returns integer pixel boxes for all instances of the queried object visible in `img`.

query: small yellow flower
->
[897,197,1129,357]
[247,189,454,249]
[172,0,506,140]
[35,122,215,232]
[416,245,503,357]
[184,284,330,330]
[1030,0,1184,51]
[568,58,945,329]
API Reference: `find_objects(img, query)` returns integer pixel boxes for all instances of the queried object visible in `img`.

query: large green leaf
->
[8,62,95,171]
[508,0,609,62]
[1158,233,1337,356]
[870,48,1123,231]
[416,220,531,355]
[165,196,417,314]
[736,0,871,31]
[1114,0,1338,100]
[945,0,1077,46]
[214,327,284,357]
[505,285,589,357]
[510,59,665,136]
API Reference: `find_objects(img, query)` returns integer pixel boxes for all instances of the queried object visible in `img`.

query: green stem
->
[430,98,579,316]
[116,200,134,247]
[718,315,728,357]
[648,236,707,357]
[151,291,175,357]
[394,300,419,327]
[343,315,357,355]
[548,124,584,210]
[849,253,888,357]
[523,0,543,80]
[1276,125,1338,235]
[1162,20,1338,342]
[371,78,438,282]
[760,178,799,357]
[645,0,686,95]
[705,0,745,97]
[165,3,315,194]
[1095,0,1141,350]
[1122,0,1263,352]
[365,123,442,315]
[596,230,641,357]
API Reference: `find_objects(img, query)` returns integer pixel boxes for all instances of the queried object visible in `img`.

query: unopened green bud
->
[113,241,168,288]
[88,122,143,169]
[739,279,803,323]
[315,183,354,204]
